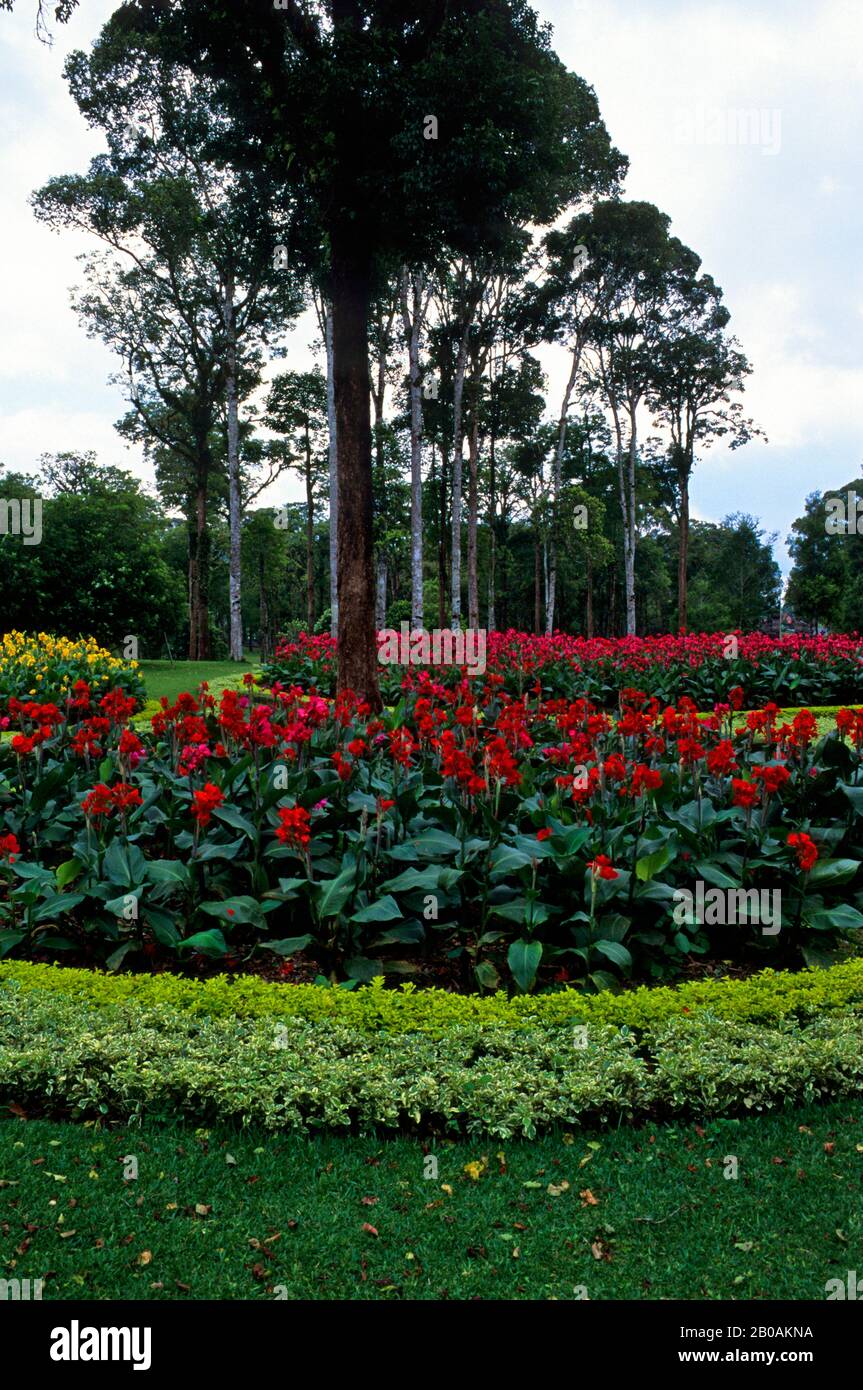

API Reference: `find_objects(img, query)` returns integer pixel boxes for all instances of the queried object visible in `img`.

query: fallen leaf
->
[194,1203,211,1217]
[137,1251,152,1266]
[361,1196,379,1207]
[361,1223,379,1237]
[547,1179,570,1197]
[579,1189,599,1206]
[824,1142,836,1155]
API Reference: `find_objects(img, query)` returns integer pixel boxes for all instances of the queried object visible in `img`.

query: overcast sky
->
[1,0,860,578]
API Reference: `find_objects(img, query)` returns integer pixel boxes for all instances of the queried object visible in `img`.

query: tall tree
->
[33,30,301,657]
[130,0,624,701]
[648,316,761,631]
[399,267,431,631]
[571,201,701,635]
[265,369,329,632]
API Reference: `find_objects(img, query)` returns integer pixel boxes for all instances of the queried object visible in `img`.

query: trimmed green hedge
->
[2,983,863,1135]
[3,957,863,1034]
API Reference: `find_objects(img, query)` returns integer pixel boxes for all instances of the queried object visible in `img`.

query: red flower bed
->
[2,671,863,992]
[266,629,863,708]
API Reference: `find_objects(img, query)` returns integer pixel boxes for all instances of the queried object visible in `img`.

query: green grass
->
[2,1102,861,1300]
[137,659,259,715]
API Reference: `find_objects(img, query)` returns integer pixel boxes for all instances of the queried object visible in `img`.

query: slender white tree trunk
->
[623,411,638,636]
[467,414,480,629]
[223,272,243,661]
[325,306,338,639]
[450,328,469,632]
[375,556,387,629]
[400,269,425,631]
[546,341,582,636]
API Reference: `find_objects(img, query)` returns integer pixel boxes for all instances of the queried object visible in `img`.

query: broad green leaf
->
[507,938,543,992]
[807,858,860,887]
[594,939,632,971]
[55,859,82,890]
[351,895,403,923]
[199,896,263,926]
[31,892,86,923]
[260,935,313,956]
[213,805,257,838]
[177,929,228,957]
[145,859,191,889]
[635,844,672,882]
[316,867,356,918]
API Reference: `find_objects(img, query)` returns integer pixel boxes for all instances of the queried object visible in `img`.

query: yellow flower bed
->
[0,632,144,706]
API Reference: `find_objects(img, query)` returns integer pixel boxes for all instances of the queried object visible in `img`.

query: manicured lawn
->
[138,659,259,712]
[2,1102,861,1300]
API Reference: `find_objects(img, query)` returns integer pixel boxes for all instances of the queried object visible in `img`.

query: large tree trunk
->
[546,341,582,636]
[450,328,469,631]
[586,551,594,639]
[223,274,243,661]
[400,268,425,632]
[304,422,315,631]
[325,306,338,639]
[466,414,479,630]
[331,232,381,709]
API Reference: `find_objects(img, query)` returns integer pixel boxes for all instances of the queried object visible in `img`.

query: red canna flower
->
[706,739,737,777]
[111,783,142,815]
[753,763,791,795]
[191,782,224,827]
[630,764,663,798]
[731,778,760,809]
[276,804,311,849]
[587,854,619,880]
[0,832,20,863]
[787,831,818,872]
[536,827,553,841]
[82,783,115,819]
